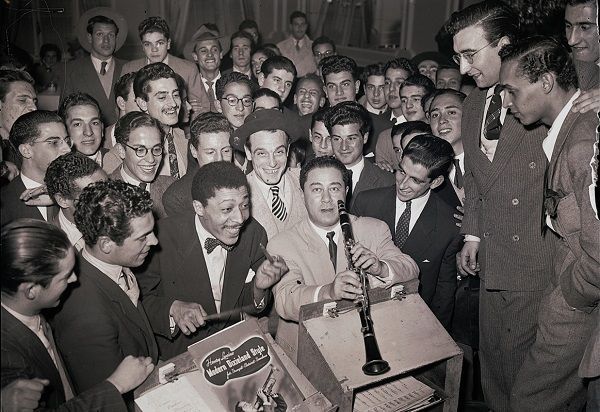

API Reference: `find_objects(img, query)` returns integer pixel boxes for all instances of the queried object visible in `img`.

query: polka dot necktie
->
[394,200,411,248]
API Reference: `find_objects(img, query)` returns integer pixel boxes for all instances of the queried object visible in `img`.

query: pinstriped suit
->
[460,86,556,412]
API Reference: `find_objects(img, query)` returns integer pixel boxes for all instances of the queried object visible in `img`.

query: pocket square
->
[245,269,256,283]
[422,259,430,263]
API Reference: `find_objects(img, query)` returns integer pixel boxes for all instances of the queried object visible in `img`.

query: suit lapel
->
[298,219,338,279]
[404,194,437,258]
[548,111,578,186]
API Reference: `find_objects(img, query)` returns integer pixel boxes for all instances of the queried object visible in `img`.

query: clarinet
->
[337,200,390,376]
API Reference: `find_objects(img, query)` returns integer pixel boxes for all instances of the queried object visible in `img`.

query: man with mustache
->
[136,161,288,359]
[51,180,159,408]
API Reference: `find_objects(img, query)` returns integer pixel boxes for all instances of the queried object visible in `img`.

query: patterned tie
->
[270,186,288,221]
[100,61,107,76]
[204,237,234,254]
[118,268,140,307]
[453,158,464,189]
[326,231,337,273]
[166,132,180,178]
[484,85,503,141]
[206,80,216,112]
[394,200,411,248]
[139,182,148,191]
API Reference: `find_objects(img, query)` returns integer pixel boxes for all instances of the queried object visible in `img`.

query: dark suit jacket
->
[62,56,125,125]
[162,170,195,217]
[1,177,57,227]
[1,307,126,411]
[352,186,461,328]
[51,256,158,400]
[432,178,462,210]
[349,159,395,210]
[136,213,270,360]
[109,168,175,219]
[365,112,394,156]
[460,87,556,291]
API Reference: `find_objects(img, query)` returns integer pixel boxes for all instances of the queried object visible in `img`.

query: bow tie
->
[204,238,234,254]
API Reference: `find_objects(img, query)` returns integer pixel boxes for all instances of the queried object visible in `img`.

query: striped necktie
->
[270,185,287,221]
[166,132,180,178]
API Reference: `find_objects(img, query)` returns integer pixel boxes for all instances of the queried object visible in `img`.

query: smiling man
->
[137,161,288,359]
[51,179,159,408]
[134,62,188,179]
[444,2,556,410]
[58,92,106,167]
[399,74,435,122]
[122,17,210,118]
[269,155,418,362]
[497,36,599,412]
[231,109,308,239]
[163,112,233,216]
[110,111,174,219]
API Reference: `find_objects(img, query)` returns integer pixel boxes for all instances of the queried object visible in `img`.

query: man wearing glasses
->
[215,72,256,174]
[444,2,554,410]
[109,111,174,219]
[1,110,71,226]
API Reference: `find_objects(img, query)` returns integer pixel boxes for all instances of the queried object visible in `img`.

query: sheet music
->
[353,376,436,412]
[135,375,214,412]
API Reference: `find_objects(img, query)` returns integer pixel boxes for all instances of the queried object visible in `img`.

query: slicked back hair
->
[114,111,165,145]
[299,155,351,191]
[320,55,359,82]
[86,15,119,35]
[74,180,153,246]
[361,62,386,85]
[45,152,102,201]
[1,219,71,295]
[9,110,64,154]
[215,71,256,100]
[312,36,336,54]
[402,134,454,179]
[310,106,330,130]
[190,112,233,149]
[391,120,432,140]
[323,101,371,136]
[499,35,578,90]
[133,62,177,102]
[191,161,250,205]
[114,72,137,103]
[384,58,418,78]
[0,69,34,102]
[261,55,297,79]
[138,16,170,40]
[58,92,101,121]
[444,0,519,44]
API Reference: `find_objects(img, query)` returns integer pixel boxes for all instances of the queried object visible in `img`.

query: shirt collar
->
[308,219,341,245]
[253,171,288,199]
[90,55,113,74]
[347,157,365,180]
[543,89,581,161]
[366,101,387,115]
[58,210,83,246]
[146,55,169,65]
[120,167,150,190]
[20,173,43,188]
[395,187,431,211]
[195,214,229,253]
[202,72,221,84]
[1,302,42,332]
[390,112,406,125]
[233,67,252,78]
[82,246,123,281]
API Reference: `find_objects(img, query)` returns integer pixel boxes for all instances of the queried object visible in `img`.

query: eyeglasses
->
[30,136,73,148]
[221,95,253,107]
[311,134,331,144]
[314,50,334,59]
[123,143,163,158]
[452,40,496,65]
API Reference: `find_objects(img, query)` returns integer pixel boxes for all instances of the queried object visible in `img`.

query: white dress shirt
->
[448,152,465,187]
[201,72,221,97]
[195,215,228,312]
[58,210,84,251]
[90,55,114,75]
[366,101,387,115]
[390,112,407,125]
[347,157,366,192]
[20,173,47,220]
[120,167,151,192]
[395,190,431,234]
[253,172,292,217]
[479,85,508,161]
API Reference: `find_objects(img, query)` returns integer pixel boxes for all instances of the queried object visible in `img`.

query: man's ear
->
[87,33,93,46]
[136,97,148,113]
[257,72,265,87]
[430,175,444,190]
[192,200,205,216]
[354,80,360,95]
[244,144,252,161]
[498,36,511,50]
[362,132,369,144]
[540,72,555,94]
[116,96,126,112]
[190,143,198,159]
[319,96,326,108]
[214,99,222,113]
[166,39,172,52]
[116,143,126,160]
[192,52,199,63]
[54,193,71,209]
[97,235,114,255]
[18,282,39,301]
[19,143,33,159]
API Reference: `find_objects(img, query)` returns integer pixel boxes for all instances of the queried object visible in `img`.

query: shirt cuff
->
[313,285,325,303]
[371,261,393,287]
[464,235,481,242]
[254,296,266,311]
[169,315,177,335]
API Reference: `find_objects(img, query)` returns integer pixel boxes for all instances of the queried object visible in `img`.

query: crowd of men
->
[0,1,598,411]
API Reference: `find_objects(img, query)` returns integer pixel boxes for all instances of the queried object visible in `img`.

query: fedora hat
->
[77,7,128,54]
[183,25,225,61]
[231,109,301,151]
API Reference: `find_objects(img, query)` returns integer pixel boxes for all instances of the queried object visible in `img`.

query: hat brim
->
[77,7,128,54]
[231,110,301,151]
[183,33,225,62]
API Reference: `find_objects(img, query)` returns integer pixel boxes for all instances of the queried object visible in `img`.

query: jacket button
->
[512,198,519,205]
[529,162,536,169]
[512,235,520,242]
[483,232,490,238]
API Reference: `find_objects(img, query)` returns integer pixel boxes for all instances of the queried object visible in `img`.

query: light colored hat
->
[77,7,128,54]
[183,25,224,61]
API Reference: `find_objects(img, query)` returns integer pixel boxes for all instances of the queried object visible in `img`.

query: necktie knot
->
[139,182,148,190]
[270,185,287,221]
[165,131,180,178]
[100,61,107,75]
[326,231,335,241]
[205,237,234,254]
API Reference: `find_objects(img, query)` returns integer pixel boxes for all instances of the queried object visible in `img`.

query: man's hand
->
[349,242,387,277]
[106,355,154,394]
[374,160,395,172]
[254,256,289,290]
[459,241,480,277]
[572,88,600,113]
[19,186,53,206]
[1,161,19,181]
[324,270,362,301]
[188,99,208,115]
[454,205,464,228]
[169,300,207,335]
[1,378,48,412]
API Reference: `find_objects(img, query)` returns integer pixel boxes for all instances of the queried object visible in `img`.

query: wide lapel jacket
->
[1,177,44,226]
[137,213,269,360]
[350,160,394,210]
